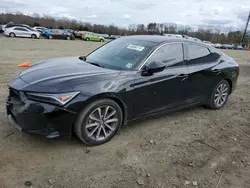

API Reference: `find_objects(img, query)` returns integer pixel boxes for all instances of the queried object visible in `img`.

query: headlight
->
[25,91,80,106]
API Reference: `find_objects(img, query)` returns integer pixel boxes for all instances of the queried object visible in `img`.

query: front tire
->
[74,99,123,145]
[207,80,230,109]
[86,37,90,41]
[66,36,71,40]
[31,34,36,39]
[9,32,15,37]
[48,35,52,39]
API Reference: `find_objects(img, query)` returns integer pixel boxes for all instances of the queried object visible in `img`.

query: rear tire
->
[74,99,123,145]
[206,80,230,109]
[100,39,104,42]
[9,33,15,38]
[86,37,90,41]
[48,35,52,39]
[66,36,71,40]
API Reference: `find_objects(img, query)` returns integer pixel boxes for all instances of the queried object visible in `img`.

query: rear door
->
[13,28,22,37]
[13,27,27,37]
[185,42,222,102]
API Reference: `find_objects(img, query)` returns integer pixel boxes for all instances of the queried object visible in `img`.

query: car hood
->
[9,57,120,92]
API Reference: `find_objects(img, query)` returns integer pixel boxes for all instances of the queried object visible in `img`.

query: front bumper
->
[6,88,77,138]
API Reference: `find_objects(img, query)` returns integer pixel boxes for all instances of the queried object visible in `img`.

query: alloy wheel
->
[214,83,228,107]
[85,105,118,141]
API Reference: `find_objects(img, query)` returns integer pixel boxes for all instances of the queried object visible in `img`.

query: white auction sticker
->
[127,44,145,51]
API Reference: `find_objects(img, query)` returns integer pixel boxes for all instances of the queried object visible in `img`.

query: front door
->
[133,42,191,118]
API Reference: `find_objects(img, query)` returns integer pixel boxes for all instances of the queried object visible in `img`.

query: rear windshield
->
[86,37,157,70]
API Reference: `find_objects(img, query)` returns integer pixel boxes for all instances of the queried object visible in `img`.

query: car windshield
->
[85,37,157,70]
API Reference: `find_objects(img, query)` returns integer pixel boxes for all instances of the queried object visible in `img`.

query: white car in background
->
[203,40,213,46]
[163,33,184,38]
[33,26,47,33]
[213,43,222,48]
[4,26,40,39]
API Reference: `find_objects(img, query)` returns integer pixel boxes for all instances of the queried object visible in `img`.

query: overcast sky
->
[0,0,249,29]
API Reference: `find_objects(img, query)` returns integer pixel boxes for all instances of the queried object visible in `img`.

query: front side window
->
[146,43,184,67]
[86,38,157,70]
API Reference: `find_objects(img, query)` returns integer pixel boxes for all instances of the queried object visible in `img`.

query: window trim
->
[138,42,185,71]
[185,42,212,61]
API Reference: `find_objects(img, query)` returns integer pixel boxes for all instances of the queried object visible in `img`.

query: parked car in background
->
[81,32,105,42]
[4,26,40,38]
[6,35,239,145]
[237,45,244,50]
[47,29,75,40]
[213,43,222,48]
[42,28,52,37]
[163,34,183,38]
[33,26,47,33]
[74,31,91,38]
[203,41,213,46]
[64,29,74,34]
[221,44,233,49]
[106,35,120,40]
[4,24,31,31]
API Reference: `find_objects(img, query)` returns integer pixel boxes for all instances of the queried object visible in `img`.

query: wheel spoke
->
[87,126,99,137]
[105,110,116,120]
[222,87,228,93]
[214,93,220,98]
[89,114,101,122]
[106,118,118,124]
[104,106,110,119]
[219,97,223,105]
[102,127,108,138]
[97,107,102,119]
[104,123,115,131]
[96,127,102,140]
[215,96,220,104]
[86,122,99,129]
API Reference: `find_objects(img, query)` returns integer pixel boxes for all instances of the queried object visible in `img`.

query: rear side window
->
[14,28,27,31]
[188,44,210,60]
[187,43,219,65]
[146,43,184,67]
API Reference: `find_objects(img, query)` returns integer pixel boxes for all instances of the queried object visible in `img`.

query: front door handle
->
[177,74,188,81]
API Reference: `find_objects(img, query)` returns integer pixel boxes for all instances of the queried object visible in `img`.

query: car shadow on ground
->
[4,105,210,148]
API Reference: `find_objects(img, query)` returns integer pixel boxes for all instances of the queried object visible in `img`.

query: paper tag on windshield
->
[127,44,145,51]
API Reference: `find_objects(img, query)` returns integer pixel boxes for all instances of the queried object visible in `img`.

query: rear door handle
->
[212,69,221,75]
[177,74,188,81]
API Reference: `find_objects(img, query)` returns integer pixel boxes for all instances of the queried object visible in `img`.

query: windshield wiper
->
[79,56,104,68]
[88,62,104,68]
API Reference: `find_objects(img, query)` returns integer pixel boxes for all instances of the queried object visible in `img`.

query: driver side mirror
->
[141,61,166,76]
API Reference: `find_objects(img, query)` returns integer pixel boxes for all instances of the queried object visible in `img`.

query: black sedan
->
[6,35,239,145]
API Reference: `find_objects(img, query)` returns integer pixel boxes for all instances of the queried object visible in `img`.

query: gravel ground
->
[0,36,250,188]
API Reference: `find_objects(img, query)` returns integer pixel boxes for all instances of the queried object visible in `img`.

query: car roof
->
[120,35,206,45]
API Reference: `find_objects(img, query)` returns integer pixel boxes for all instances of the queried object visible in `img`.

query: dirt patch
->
[0,36,250,188]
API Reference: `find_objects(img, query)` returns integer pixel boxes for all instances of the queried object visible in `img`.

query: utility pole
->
[240,11,250,44]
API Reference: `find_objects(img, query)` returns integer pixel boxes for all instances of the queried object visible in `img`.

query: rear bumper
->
[6,91,77,139]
